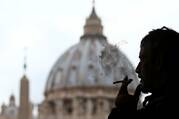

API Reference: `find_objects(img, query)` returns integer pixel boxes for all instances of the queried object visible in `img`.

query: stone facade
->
[38,87,117,119]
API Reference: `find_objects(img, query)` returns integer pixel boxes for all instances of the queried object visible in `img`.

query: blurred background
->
[0,0,179,119]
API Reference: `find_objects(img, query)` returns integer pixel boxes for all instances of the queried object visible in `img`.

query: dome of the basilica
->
[45,7,139,94]
[39,6,140,119]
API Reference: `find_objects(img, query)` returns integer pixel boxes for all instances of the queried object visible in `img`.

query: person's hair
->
[141,26,179,47]
[141,26,179,93]
[141,26,179,65]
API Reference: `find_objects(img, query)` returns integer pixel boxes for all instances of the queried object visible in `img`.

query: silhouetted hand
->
[115,76,142,112]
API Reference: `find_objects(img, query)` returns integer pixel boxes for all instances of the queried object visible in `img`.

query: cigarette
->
[113,80,125,84]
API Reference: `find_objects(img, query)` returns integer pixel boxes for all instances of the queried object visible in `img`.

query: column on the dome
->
[55,100,63,119]
[72,97,78,119]
[86,98,93,119]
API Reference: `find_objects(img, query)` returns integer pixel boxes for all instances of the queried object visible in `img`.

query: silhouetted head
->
[136,26,179,94]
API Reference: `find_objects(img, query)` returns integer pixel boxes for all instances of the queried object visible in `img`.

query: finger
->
[126,78,133,85]
[123,76,133,85]
[119,76,133,95]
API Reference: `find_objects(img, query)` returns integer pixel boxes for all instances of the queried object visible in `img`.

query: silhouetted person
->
[108,26,179,118]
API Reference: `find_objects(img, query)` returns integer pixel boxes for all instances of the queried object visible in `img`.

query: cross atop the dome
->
[92,0,95,8]
[23,47,28,74]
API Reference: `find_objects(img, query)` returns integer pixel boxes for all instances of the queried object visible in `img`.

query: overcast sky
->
[1,0,179,106]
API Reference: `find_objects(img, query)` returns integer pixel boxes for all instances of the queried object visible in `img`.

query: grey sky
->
[1,0,179,106]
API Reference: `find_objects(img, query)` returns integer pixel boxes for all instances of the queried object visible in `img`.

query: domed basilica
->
[0,5,139,119]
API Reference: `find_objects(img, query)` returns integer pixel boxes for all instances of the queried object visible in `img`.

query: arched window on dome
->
[91,99,97,115]
[68,64,77,86]
[63,99,73,115]
[87,63,97,84]
[53,68,63,88]
[48,101,56,114]
[78,98,87,115]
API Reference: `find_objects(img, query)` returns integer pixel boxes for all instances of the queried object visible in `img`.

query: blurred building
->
[0,5,139,119]
[38,6,138,119]
[0,75,32,119]
[0,95,18,119]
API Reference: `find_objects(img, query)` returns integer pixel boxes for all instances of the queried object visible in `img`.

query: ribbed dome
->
[45,39,138,93]
[45,7,139,94]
